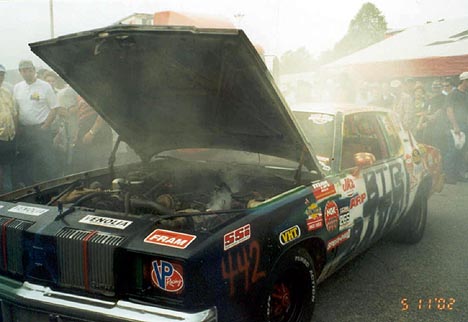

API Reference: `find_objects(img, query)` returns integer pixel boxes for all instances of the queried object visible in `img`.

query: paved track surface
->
[313,182,468,322]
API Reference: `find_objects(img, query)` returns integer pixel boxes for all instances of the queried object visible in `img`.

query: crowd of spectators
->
[283,72,468,185]
[344,74,468,184]
[0,60,112,194]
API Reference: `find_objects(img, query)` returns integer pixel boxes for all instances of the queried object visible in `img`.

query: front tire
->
[261,248,316,322]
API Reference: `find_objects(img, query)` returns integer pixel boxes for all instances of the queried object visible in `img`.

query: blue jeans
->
[444,123,468,180]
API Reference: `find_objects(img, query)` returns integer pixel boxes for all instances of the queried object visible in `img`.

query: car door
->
[334,111,410,261]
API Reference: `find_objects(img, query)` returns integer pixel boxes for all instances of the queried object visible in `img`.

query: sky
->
[0,0,467,69]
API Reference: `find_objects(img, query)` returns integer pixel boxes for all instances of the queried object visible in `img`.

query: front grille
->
[0,216,33,275]
[56,227,125,296]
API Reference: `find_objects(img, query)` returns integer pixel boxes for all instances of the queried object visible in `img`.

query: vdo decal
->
[151,260,184,292]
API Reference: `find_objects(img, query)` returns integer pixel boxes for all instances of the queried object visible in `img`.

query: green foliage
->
[330,2,387,61]
[279,47,317,75]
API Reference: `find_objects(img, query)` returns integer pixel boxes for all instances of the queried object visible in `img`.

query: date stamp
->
[401,297,456,311]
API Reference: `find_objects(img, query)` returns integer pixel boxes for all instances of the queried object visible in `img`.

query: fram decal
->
[8,205,48,216]
[350,193,367,209]
[305,203,323,231]
[311,181,336,201]
[224,224,251,251]
[79,215,132,230]
[144,229,197,249]
[341,178,356,197]
[279,225,301,245]
[324,201,339,232]
[151,260,184,292]
[327,229,351,251]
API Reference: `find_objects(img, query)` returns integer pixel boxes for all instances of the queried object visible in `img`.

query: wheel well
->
[295,238,326,277]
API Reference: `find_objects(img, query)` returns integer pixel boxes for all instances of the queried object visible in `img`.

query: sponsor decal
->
[327,229,351,251]
[151,260,184,292]
[144,229,196,249]
[224,224,251,251]
[341,177,356,197]
[350,193,367,209]
[8,205,48,216]
[404,154,412,164]
[339,212,352,230]
[324,201,339,232]
[412,149,422,164]
[339,206,349,215]
[79,215,132,230]
[305,203,323,231]
[279,225,301,245]
[308,113,333,124]
[311,181,336,201]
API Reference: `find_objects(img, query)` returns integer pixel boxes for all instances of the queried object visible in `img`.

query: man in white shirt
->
[13,60,59,186]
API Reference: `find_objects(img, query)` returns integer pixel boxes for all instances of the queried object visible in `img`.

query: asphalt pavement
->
[313,182,468,322]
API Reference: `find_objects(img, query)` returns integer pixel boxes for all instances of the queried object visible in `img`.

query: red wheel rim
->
[271,282,292,319]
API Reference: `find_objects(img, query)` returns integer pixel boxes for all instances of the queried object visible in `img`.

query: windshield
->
[293,111,335,168]
[158,148,300,169]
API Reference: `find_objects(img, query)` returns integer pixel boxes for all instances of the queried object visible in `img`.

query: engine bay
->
[30,157,304,224]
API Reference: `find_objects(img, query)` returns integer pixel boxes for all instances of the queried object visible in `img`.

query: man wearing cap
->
[13,60,58,185]
[444,71,468,183]
[423,80,450,151]
[0,64,17,193]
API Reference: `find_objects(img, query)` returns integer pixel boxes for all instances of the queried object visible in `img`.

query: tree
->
[279,47,317,75]
[332,2,387,60]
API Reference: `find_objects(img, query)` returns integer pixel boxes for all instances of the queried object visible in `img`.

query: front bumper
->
[0,276,217,322]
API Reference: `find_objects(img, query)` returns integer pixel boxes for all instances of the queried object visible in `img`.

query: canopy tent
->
[153,11,235,29]
[325,17,468,80]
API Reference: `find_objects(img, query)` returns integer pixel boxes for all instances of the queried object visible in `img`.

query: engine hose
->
[129,198,174,216]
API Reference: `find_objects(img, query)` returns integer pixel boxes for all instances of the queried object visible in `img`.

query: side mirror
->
[354,152,376,168]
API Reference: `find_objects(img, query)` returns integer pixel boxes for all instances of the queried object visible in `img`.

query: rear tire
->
[260,248,316,322]
[390,193,428,244]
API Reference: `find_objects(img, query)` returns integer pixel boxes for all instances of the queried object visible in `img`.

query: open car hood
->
[30,25,317,170]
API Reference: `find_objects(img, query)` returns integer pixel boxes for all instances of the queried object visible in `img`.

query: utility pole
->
[49,0,55,38]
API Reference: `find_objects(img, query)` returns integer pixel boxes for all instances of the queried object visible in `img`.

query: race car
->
[0,25,442,322]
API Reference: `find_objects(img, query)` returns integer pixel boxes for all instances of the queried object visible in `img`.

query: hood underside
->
[30,25,316,170]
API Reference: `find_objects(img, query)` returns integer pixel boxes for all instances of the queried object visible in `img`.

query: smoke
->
[207,183,232,211]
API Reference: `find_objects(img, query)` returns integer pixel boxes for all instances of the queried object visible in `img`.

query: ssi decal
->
[151,260,184,292]
[279,225,301,245]
[224,224,251,251]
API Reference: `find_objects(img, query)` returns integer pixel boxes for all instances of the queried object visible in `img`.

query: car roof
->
[290,102,392,116]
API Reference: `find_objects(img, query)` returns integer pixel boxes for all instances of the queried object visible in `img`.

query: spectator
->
[0,64,17,193]
[444,71,468,184]
[423,80,450,152]
[381,82,394,108]
[53,86,79,175]
[13,60,59,186]
[391,79,415,131]
[71,98,112,172]
[413,85,428,140]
